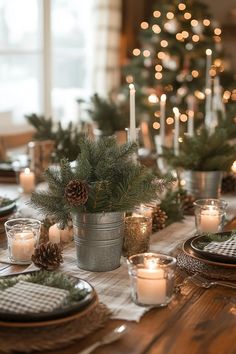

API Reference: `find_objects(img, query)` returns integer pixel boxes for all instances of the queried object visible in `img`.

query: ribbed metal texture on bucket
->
[183,170,222,199]
[72,212,124,272]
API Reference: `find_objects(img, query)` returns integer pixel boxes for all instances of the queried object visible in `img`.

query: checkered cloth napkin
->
[0,281,69,314]
[204,234,236,258]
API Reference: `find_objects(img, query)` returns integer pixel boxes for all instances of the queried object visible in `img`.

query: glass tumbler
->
[194,199,227,234]
[127,253,176,307]
[5,218,41,264]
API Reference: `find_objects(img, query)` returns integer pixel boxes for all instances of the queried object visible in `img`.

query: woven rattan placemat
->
[0,299,110,353]
[177,251,236,281]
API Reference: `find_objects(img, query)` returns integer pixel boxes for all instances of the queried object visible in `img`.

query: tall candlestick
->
[160,94,166,147]
[205,49,213,131]
[129,84,136,142]
[173,107,180,156]
[187,95,195,137]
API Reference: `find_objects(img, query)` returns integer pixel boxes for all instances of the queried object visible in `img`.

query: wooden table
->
[0,185,236,354]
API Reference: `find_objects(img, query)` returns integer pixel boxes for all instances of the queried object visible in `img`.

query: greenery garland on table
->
[31,137,172,228]
[163,128,236,171]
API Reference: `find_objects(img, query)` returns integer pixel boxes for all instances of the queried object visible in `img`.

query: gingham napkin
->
[0,281,69,314]
[204,234,236,258]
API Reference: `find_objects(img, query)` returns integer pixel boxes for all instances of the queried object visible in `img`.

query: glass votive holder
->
[133,204,154,218]
[123,216,152,257]
[194,199,227,234]
[5,218,41,264]
[127,253,176,307]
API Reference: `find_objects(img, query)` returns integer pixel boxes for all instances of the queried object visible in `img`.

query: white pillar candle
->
[160,94,166,147]
[137,264,166,305]
[205,49,213,131]
[200,206,220,233]
[19,168,35,194]
[48,224,61,244]
[11,232,36,262]
[129,84,136,142]
[173,107,180,156]
[49,223,73,243]
[187,95,195,137]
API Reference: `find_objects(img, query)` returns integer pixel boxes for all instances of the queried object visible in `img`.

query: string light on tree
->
[153,122,160,130]
[203,19,211,26]
[148,94,159,104]
[160,40,168,47]
[143,50,151,57]
[152,24,161,33]
[155,64,163,71]
[184,12,192,20]
[133,48,141,56]
[166,12,174,19]
[141,22,149,29]
[153,10,161,18]
[166,117,174,125]
[214,28,222,35]
[192,35,200,42]
[178,3,186,11]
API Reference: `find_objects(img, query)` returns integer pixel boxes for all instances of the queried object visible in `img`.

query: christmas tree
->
[122,0,236,142]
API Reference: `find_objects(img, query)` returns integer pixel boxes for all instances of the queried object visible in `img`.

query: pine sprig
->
[163,128,236,171]
[31,137,171,227]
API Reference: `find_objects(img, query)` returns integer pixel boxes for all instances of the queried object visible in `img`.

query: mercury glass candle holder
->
[5,218,41,264]
[194,199,227,234]
[123,216,152,257]
[127,253,176,307]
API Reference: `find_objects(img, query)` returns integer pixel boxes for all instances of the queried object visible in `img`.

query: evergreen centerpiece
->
[31,137,170,271]
[163,127,236,198]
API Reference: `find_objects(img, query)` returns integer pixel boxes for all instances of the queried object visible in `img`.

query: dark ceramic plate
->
[182,236,236,268]
[0,272,96,322]
[0,200,16,216]
[191,231,236,264]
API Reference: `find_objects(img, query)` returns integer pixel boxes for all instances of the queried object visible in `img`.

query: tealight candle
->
[194,199,227,234]
[127,253,176,307]
[19,168,35,193]
[200,206,220,233]
[137,261,166,305]
[5,218,41,264]
[11,232,35,262]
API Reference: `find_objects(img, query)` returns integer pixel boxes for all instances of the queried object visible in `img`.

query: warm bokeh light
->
[180,114,188,122]
[157,51,166,59]
[152,24,161,33]
[148,94,159,103]
[155,72,163,80]
[176,33,183,41]
[133,48,141,56]
[192,70,199,78]
[223,90,231,100]
[178,137,183,143]
[126,75,133,84]
[205,88,211,95]
[155,64,163,71]
[141,22,149,29]
[153,122,160,129]
[166,12,174,19]
[191,19,198,27]
[154,111,160,118]
[231,160,236,173]
[209,68,216,76]
[182,31,189,38]
[214,58,222,67]
[166,117,174,125]
[214,28,222,36]
[192,35,200,42]
[143,50,151,57]
[184,12,192,19]
[153,10,161,18]
[194,90,205,99]
[203,19,210,26]
[160,40,168,47]
[206,49,212,56]
[214,36,221,43]
[178,3,186,10]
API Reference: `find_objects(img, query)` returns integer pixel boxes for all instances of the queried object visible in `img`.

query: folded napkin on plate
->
[0,281,69,314]
[204,235,236,257]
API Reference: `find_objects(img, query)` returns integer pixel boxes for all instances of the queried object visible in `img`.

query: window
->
[0,0,94,130]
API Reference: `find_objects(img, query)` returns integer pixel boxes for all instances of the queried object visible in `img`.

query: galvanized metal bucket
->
[72,212,124,272]
[183,170,223,199]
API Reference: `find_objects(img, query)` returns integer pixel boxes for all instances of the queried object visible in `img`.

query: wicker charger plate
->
[177,237,236,281]
[0,296,111,354]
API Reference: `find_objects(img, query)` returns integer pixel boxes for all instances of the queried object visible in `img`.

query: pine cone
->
[221,174,236,194]
[152,206,168,232]
[32,242,63,271]
[181,194,195,215]
[65,180,89,206]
